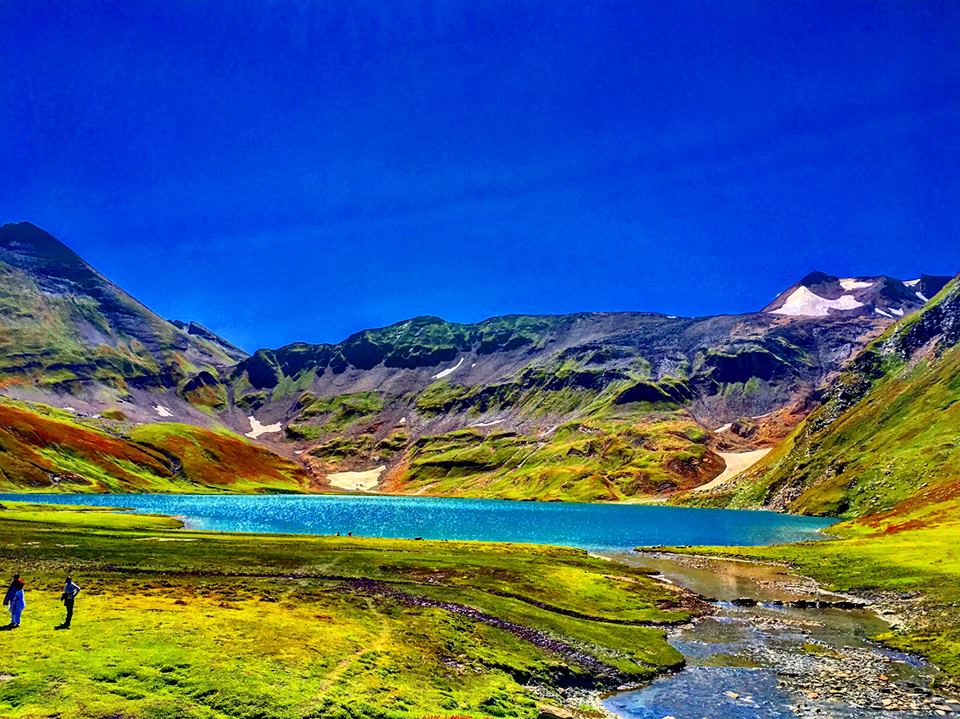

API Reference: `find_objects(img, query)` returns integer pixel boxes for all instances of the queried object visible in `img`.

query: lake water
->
[0,493,833,550]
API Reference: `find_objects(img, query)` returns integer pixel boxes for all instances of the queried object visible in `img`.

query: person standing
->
[3,573,26,628]
[59,576,81,629]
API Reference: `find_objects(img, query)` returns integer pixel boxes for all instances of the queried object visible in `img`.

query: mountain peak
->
[0,222,246,387]
[0,222,96,291]
[797,270,837,287]
[1,221,83,261]
[765,272,954,319]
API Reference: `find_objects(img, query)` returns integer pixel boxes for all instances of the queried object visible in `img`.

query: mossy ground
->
[286,392,386,441]
[385,416,722,502]
[0,503,689,718]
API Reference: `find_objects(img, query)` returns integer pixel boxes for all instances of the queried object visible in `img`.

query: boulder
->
[537,705,574,719]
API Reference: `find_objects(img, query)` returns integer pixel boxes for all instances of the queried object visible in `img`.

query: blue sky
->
[2,1,958,351]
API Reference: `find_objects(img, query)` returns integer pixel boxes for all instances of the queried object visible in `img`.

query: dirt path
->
[317,624,391,693]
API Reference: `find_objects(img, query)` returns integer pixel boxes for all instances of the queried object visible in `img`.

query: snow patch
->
[839,278,874,290]
[769,286,864,317]
[326,466,385,492]
[714,422,732,433]
[245,416,282,439]
[916,291,930,303]
[889,307,905,317]
[432,357,464,380]
[63,406,76,413]
[154,405,173,418]
[875,308,893,319]
[470,419,505,428]
[694,449,772,493]
[904,279,921,287]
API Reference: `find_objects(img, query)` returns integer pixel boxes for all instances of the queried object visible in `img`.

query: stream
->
[602,552,959,719]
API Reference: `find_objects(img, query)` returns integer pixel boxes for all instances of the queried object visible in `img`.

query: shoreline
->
[0,486,840,513]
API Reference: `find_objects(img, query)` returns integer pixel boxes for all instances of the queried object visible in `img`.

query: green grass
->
[385,415,722,502]
[0,503,689,718]
[287,392,386,439]
[305,434,376,462]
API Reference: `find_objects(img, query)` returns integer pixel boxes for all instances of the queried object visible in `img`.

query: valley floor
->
[0,503,695,719]
[3,499,958,719]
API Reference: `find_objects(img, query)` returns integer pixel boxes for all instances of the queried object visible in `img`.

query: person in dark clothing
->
[58,576,81,629]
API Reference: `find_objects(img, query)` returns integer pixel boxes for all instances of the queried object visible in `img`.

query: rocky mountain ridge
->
[0,221,953,500]
[693,274,960,516]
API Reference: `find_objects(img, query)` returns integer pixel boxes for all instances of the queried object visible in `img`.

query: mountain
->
[0,221,245,418]
[217,302,894,500]
[0,221,311,494]
[0,397,311,493]
[0,221,951,501]
[763,271,951,319]
[694,274,960,517]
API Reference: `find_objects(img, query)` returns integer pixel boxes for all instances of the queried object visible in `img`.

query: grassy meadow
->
[0,502,692,719]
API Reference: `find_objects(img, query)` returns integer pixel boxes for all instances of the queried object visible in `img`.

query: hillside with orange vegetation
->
[0,399,312,493]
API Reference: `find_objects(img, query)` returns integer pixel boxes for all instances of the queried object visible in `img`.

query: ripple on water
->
[605,667,794,719]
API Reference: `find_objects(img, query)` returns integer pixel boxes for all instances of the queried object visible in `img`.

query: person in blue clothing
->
[3,573,26,628]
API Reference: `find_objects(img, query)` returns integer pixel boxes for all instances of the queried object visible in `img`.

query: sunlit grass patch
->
[0,504,690,718]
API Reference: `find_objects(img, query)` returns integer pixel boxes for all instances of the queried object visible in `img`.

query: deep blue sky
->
[2,1,958,351]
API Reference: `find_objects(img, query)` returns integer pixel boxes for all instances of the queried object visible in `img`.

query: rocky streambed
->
[601,552,960,719]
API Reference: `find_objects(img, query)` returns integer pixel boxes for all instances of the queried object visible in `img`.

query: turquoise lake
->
[0,494,834,550]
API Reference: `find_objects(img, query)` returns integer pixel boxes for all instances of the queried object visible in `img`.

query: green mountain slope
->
[0,222,244,397]
[691,274,960,517]
[376,415,722,502]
